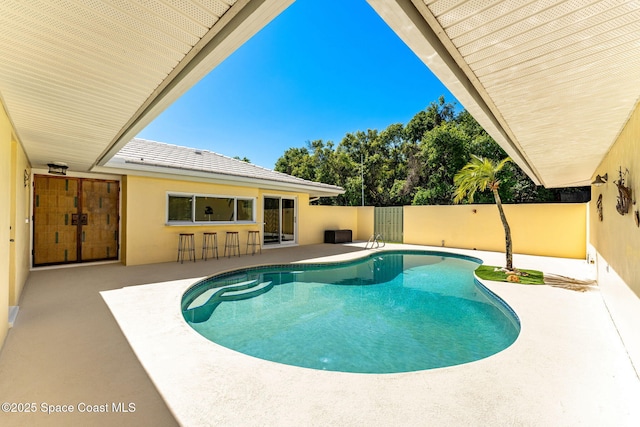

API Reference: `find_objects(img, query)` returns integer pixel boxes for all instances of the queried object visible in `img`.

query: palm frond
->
[453,155,505,204]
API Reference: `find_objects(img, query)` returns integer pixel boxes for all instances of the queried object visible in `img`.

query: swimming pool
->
[181,250,520,373]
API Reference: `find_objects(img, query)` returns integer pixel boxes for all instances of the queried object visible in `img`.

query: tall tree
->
[275,146,314,181]
[405,95,456,143]
[415,123,469,205]
[453,155,514,270]
[274,96,587,207]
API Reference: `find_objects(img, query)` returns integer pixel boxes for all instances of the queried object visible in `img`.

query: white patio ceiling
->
[0,0,294,172]
[1,0,639,188]
[368,0,640,187]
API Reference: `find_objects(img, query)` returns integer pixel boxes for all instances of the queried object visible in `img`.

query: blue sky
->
[137,0,456,169]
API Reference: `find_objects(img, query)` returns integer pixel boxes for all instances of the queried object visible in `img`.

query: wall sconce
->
[47,162,68,175]
[591,173,608,186]
[23,169,30,187]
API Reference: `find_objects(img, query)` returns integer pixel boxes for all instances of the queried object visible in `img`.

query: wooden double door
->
[33,175,119,266]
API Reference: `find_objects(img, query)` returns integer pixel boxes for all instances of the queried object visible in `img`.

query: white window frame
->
[166,192,256,225]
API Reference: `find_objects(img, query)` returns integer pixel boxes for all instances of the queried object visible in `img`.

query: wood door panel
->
[33,176,79,265]
[81,179,119,261]
[33,176,119,266]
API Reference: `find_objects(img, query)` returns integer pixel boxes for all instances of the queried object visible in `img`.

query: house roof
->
[102,138,344,197]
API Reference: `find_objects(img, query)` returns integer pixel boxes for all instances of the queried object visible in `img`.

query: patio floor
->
[1,243,639,426]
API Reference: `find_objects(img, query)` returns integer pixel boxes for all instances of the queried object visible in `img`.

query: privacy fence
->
[306,203,587,259]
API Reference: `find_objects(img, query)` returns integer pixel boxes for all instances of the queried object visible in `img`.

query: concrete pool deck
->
[1,243,640,426]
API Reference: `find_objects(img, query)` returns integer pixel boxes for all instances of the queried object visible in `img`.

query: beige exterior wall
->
[404,203,587,259]
[299,206,374,244]
[0,104,10,346]
[1,102,31,348]
[356,206,375,241]
[590,102,640,297]
[123,175,311,265]
[9,139,31,306]
[589,101,640,375]
[303,206,359,244]
[123,178,376,263]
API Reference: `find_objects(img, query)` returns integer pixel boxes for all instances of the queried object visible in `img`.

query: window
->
[237,199,253,221]
[167,193,255,224]
[168,196,192,221]
[195,196,234,222]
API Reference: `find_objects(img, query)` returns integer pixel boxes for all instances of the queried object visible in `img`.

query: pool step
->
[187,280,257,310]
[184,280,273,323]
[218,280,273,301]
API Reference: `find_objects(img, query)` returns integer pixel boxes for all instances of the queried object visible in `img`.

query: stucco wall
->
[404,203,587,259]
[123,175,311,265]
[590,102,640,296]
[0,103,30,347]
[303,206,359,244]
[299,206,375,244]
[589,101,640,375]
[356,206,375,241]
[0,103,11,345]
[9,139,31,306]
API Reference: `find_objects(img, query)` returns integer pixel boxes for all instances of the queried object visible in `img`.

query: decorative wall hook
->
[596,194,603,221]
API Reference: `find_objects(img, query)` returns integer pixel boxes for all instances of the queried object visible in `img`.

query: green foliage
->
[475,265,545,285]
[453,155,511,204]
[273,96,586,206]
[454,155,515,269]
[417,123,469,204]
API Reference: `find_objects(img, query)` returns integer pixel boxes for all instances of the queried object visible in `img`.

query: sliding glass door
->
[263,196,296,246]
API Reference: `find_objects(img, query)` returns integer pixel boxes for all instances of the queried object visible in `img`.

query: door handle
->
[71,214,88,225]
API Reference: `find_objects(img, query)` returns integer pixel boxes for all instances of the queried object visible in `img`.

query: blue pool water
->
[181,251,520,373]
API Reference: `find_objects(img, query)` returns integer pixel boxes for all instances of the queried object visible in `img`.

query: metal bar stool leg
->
[233,232,240,257]
[225,232,240,258]
[223,233,228,258]
[246,230,261,255]
[213,233,219,259]
[178,233,195,263]
[188,233,195,262]
[202,232,218,260]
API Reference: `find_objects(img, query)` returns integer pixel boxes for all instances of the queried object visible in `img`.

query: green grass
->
[475,265,545,285]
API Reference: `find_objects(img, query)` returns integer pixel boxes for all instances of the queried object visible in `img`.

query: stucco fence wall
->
[307,203,587,259]
[303,206,374,244]
[404,203,587,259]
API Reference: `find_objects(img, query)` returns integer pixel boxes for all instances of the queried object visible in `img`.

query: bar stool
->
[246,230,261,255]
[224,231,240,258]
[202,232,218,260]
[177,233,196,263]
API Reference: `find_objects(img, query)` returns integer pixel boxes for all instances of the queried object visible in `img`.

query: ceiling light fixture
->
[47,162,69,175]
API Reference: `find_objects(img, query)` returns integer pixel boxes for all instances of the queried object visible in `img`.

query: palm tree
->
[453,155,514,270]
